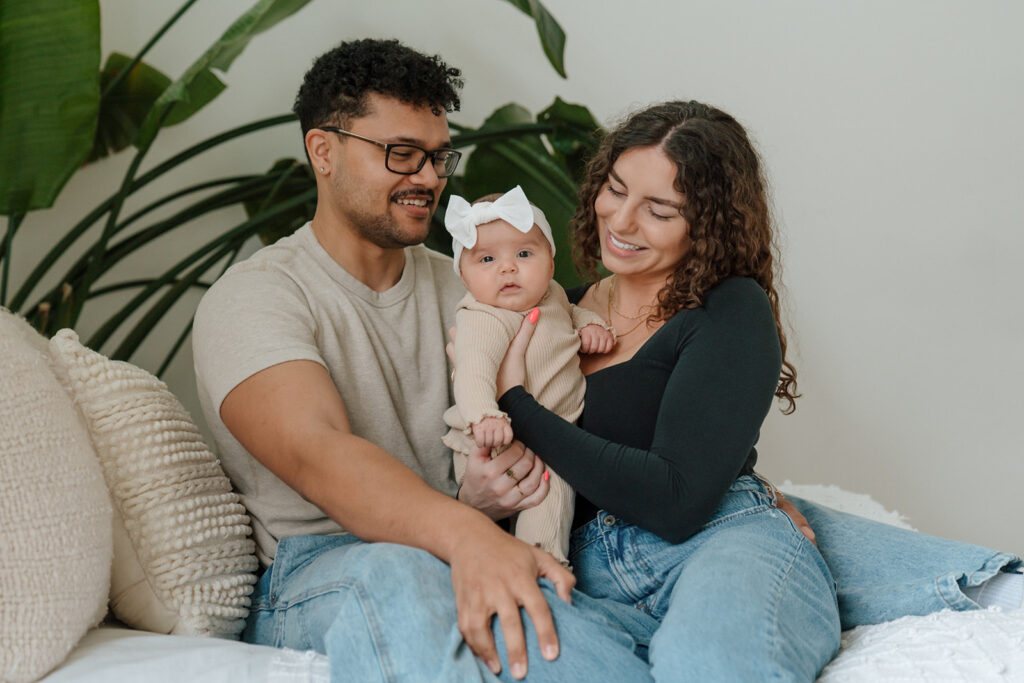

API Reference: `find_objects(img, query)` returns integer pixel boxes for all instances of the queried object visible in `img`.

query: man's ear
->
[305,128,333,174]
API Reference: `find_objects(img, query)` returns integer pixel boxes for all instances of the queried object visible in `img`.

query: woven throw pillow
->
[49,329,258,638]
[0,310,112,682]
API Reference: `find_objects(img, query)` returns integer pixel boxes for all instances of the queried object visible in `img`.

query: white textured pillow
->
[49,329,258,638]
[0,310,112,682]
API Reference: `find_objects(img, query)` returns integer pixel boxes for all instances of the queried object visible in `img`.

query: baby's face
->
[459,220,555,311]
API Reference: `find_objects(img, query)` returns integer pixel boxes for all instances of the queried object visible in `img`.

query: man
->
[193,39,652,681]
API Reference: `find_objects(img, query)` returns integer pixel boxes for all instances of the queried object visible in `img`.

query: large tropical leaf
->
[135,0,312,148]
[501,0,567,78]
[89,53,172,161]
[242,158,316,245]
[0,0,100,214]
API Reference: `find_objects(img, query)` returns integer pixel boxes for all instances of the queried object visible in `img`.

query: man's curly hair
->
[294,38,463,132]
[572,101,800,413]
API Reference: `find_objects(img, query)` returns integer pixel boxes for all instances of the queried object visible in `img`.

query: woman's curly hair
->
[573,101,799,412]
[294,38,463,132]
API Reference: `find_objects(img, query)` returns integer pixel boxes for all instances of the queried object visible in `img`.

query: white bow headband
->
[444,185,555,275]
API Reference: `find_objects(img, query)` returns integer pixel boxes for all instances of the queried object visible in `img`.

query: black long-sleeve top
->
[497,277,782,544]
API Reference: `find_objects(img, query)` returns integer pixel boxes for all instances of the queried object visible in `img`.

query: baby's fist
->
[471,416,513,449]
[579,324,615,354]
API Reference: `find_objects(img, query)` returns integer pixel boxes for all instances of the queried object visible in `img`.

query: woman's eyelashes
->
[607,183,674,221]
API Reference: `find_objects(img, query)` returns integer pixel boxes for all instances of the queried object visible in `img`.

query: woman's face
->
[594,145,691,282]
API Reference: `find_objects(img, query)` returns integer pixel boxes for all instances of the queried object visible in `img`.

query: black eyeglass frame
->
[316,126,462,178]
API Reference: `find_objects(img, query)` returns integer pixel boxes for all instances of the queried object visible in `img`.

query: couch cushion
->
[0,309,112,682]
[49,329,258,638]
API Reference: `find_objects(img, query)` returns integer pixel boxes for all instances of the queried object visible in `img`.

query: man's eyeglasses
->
[317,127,462,178]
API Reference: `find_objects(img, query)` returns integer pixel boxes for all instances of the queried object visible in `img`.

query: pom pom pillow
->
[49,329,258,638]
[0,310,112,682]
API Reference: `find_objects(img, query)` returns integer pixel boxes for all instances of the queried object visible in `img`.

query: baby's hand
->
[471,416,513,449]
[579,324,615,354]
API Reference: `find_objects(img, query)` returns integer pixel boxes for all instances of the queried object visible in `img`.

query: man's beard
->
[341,190,434,249]
[351,213,423,249]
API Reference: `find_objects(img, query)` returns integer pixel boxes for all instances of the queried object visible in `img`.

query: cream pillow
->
[49,329,258,638]
[0,310,112,682]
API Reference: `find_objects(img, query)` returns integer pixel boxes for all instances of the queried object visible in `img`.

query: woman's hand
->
[777,495,817,546]
[496,307,539,396]
[458,441,549,520]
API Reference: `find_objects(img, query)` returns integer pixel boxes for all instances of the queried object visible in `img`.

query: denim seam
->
[699,498,771,531]
[602,527,648,604]
[276,579,394,682]
[765,512,801,683]
[936,552,1022,611]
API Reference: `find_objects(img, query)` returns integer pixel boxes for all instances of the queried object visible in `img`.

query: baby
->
[442,186,615,566]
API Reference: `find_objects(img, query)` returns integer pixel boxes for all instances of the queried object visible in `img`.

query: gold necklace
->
[607,276,650,337]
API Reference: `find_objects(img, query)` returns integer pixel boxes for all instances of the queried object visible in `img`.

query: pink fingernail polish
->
[528,307,540,324]
[543,471,550,481]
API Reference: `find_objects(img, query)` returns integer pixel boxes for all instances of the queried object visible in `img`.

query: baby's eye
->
[517,250,532,258]
[480,255,494,263]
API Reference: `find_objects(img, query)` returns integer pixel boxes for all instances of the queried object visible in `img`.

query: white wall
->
[8,0,1022,553]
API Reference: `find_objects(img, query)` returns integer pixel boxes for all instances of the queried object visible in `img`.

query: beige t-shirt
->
[193,223,465,566]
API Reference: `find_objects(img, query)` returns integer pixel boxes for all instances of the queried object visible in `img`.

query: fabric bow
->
[444,185,536,249]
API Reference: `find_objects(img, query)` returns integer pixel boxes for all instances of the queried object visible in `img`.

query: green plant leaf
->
[135,0,312,148]
[501,0,567,78]
[0,0,100,214]
[89,53,172,161]
[537,97,604,182]
[242,158,317,245]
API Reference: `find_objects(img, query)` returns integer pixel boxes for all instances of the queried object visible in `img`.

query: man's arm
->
[220,359,573,679]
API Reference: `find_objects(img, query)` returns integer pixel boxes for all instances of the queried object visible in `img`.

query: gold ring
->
[505,468,519,482]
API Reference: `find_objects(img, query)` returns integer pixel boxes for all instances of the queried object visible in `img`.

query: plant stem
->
[11,113,295,314]
[1,213,24,306]
[101,0,201,100]
[156,241,243,377]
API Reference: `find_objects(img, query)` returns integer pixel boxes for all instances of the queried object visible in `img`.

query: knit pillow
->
[0,310,112,682]
[49,329,258,638]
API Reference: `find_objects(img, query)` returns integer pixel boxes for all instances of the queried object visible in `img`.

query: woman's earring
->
[319,167,326,173]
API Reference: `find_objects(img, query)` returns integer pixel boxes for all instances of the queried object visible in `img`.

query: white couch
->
[3,308,1023,682]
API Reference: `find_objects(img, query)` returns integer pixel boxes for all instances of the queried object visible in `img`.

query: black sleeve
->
[499,280,782,543]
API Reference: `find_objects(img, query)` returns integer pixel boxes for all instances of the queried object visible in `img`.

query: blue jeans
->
[570,475,840,681]
[786,495,1021,629]
[243,535,655,682]
[244,479,1020,681]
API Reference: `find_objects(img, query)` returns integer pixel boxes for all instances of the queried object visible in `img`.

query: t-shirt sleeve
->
[499,281,782,543]
[193,266,327,416]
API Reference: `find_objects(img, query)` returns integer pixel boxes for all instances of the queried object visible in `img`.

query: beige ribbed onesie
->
[442,280,609,565]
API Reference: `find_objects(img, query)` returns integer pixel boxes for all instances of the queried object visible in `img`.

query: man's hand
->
[459,441,549,520]
[450,528,574,679]
[578,323,615,354]
[471,416,514,449]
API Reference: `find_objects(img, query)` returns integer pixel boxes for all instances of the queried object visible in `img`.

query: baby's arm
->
[452,308,516,447]
[570,304,616,354]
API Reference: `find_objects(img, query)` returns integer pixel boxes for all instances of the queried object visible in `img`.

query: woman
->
[492,100,1021,680]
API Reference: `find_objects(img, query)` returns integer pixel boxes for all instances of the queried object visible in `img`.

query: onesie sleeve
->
[452,307,516,428]
[499,279,782,543]
[569,303,614,333]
